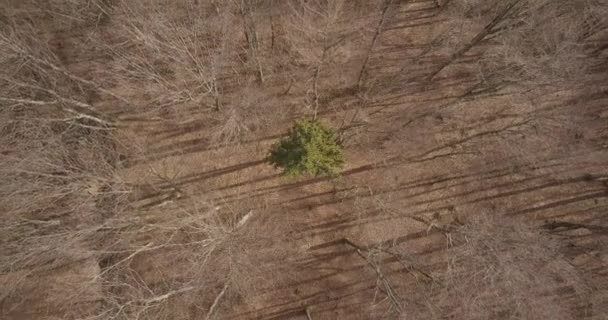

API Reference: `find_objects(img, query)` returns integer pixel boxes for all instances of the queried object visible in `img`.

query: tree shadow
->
[125,134,283,168]
[173,159,267,187]
[135,159,267,203]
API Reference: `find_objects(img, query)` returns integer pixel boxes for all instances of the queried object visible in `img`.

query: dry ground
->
[1,0,608,319]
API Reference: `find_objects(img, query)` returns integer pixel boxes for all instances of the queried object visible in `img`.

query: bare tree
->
[480,0,607,86]
[239,0,265,83]
[91,194,300,319]
[383,215,594,320]
[108,0,240,115]
[0,21,116,128]
[281,0,347,116]
[357,0,394,90]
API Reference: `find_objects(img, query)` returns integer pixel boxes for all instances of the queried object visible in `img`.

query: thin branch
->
[305,307,314,320]
[205,279,230,320]
[143,286,195,305]
[357,0,394,89]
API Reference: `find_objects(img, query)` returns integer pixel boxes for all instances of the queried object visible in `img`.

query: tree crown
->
[268,119,344,177]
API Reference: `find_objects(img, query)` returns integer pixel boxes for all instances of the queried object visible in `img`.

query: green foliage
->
[268,119,345,177]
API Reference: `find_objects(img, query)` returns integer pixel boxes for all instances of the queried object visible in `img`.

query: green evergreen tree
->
[268,119,344,177]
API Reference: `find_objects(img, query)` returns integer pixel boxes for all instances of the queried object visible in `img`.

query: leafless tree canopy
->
[1,0,607,319]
